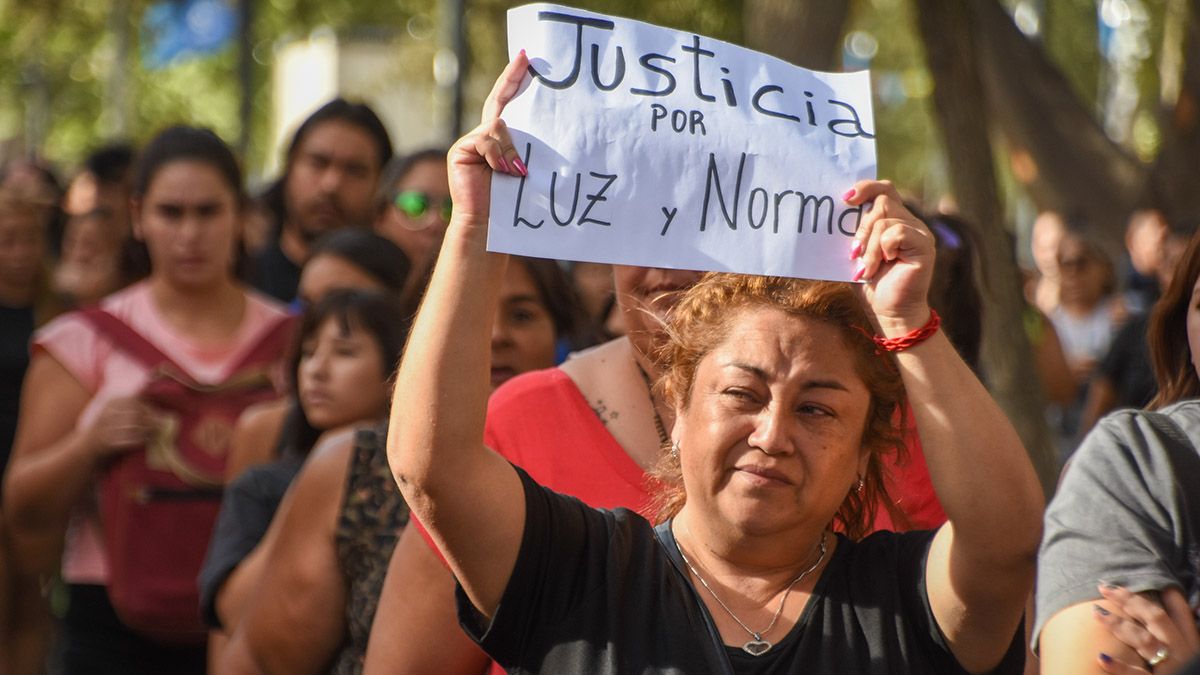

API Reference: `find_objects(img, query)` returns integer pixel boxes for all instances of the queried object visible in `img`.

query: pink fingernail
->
[512,156,528,177]
[498,156,511,173]
[519,48,527,58]
[851,264,865,282]
[842,188,856,202]
[849,240,863,260]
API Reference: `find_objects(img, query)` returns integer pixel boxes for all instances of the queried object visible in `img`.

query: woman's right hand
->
[446,50,531,229]
[82,396,159,460]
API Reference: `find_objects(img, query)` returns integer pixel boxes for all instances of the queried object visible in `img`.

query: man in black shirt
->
[251,99,392,302]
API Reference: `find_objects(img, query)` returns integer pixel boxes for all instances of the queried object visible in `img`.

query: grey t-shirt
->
[1034,400,1200,650]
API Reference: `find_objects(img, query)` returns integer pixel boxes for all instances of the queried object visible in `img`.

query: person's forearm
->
[892,329,1044,559]
[388,218,507,507]
[3,433,98,574]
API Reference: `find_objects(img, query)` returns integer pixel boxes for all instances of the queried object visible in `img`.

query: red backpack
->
[80,308,295,644]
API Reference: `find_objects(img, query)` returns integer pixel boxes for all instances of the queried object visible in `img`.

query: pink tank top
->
[33,281,290,584]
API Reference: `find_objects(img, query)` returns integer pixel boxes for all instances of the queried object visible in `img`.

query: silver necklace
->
[676,530,827,657]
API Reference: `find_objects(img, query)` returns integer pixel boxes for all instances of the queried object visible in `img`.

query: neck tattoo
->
[676,530,828,657]
[634,360,670,448]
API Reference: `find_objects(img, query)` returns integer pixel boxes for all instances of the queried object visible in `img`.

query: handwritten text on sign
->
[487,4,876,282]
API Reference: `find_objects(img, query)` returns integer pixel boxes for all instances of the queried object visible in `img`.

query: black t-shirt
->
[250,241,301,304]
[1096,312,1157,409]
[0,303,34,484]
[458,467,1024,674]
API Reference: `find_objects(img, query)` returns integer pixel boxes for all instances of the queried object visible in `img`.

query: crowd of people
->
[0,47,1196,675]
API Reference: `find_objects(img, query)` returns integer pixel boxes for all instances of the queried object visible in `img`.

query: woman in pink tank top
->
[3,126,291,675]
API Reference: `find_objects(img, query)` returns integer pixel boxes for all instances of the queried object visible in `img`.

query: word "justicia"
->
[526,11,874,140]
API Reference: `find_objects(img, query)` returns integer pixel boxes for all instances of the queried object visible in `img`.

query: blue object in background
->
[143,0,237,69]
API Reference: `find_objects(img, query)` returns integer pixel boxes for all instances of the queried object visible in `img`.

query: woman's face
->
[297,253,387,307]
[134,161,240,290]
[672,307,871,537]
[613,265,702,353]
[376,158,451,266]
[298,316,389,430]
[1057,237,1107,308]
[0,211,43,293]
[490,262,558,391]
[1189,273,1200,380]
[54,214,123,303]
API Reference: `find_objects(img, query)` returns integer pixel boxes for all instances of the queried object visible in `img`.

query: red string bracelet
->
[858,309,941,353]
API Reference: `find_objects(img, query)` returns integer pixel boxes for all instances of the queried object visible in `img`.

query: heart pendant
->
[742,639,772,656]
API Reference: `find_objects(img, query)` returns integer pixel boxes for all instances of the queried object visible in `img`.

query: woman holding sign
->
[383,52,1039,673]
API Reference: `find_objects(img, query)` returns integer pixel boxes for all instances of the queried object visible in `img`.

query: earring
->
[670,440,680,460]
[856,475,865,494]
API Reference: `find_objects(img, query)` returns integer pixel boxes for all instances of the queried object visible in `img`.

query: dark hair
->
[280,289,410,457]
[1148,228,1200,408]
[126,126,246,281]
[308,229,412,296]
[511,256,589,347]
[85,144,136,186]
[375,148,447,212]
[261,99,393,239]
[133,126,243,203]
[286,98,392,169]
[924,213,984,375]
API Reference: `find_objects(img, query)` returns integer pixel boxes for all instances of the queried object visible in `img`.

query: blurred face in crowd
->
[1031,211,1065,278]
[55,213,124,304]
[571,261,616,322]
[296,252,387,308]
[298,316,389,430]
[490,261,559,391]
[1056,235,1109,309]
[64,170,131,238]
[376,157,450,265]
[133,160,240,291]
[285,120,382,242]
[0,206,44,299]
[1125,210,1168,278]
[613,265,703,358]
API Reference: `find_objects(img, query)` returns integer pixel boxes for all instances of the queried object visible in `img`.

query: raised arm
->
[847,181,1044,673]
[387,53,532,620]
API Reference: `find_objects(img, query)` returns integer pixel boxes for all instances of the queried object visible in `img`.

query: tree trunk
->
[1151,0,1200,225]
[971,0,1148,253]
[913,0,1059,496]
[742,0,849,70]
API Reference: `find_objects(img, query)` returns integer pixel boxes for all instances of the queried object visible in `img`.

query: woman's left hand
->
[843,180,935,336]
[1093,584,1200,674]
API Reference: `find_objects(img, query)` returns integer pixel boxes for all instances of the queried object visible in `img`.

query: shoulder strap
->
[232,314,296,372]
[77,308,183,373]
[1141,410,1194,453]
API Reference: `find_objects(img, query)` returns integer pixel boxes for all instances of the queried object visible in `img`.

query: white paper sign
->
[488,3,876,282]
